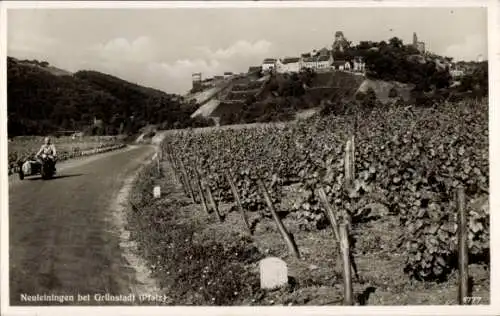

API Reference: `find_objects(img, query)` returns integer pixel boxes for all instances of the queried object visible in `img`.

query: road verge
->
[108,147,162,303]
[107,132,168,303]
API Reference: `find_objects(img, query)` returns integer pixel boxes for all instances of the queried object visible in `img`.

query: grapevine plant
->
[161,98,489,281]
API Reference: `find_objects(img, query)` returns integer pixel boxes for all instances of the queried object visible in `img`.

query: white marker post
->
[152,152,160,175]
[153,186,161,199]
[259,257,288,290]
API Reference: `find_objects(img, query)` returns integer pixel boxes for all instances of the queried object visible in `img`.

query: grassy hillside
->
[7,57,210,137]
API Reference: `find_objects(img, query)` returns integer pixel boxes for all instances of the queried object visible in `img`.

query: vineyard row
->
[158,100,488,284]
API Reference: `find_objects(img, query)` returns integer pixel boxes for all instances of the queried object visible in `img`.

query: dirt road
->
[8,145,156,305]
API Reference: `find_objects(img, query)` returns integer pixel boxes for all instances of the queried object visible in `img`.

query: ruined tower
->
[192,72,202,92]
[335,31,345,42]
[332,31,348,53]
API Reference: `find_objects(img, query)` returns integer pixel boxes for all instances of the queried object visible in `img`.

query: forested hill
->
[7,57,206,137]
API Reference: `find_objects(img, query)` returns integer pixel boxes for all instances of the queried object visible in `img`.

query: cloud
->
[149,59,221,79]
[196,39,272,60]
[142,40,273,93]
[443,34,487,61]
[91,36,157,64]
[85,38,273,93]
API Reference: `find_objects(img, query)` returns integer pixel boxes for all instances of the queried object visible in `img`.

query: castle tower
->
[335,31,345,42]
[412,32,425,54]
[332,31,347,53]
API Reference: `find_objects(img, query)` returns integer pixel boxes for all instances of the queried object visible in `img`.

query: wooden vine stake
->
[339,223,353,305]
[179,159,196,203]
[318,186,359,282]
[171,152,188,195]
[317,187,340,243]
[194,169,210,216]
[175,158,189,195]
[457,186,469,305]
[344,137,355,191]
[257,178,300,259]
[225,171,252,235]
[156,151,161,175]
[165,146,183,189]
[205,183,223,222]
[168,152,182,188]
[343,136,355,226]
[188,165,201,204]
[166,145,176,169]
[350,135,355,179]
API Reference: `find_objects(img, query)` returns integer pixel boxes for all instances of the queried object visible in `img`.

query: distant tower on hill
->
[335,31,345,42]
[192,72,202,92]
[412,32,426,54]
[332,31,349,53]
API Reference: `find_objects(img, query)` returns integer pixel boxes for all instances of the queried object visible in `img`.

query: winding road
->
[8,144,156,305]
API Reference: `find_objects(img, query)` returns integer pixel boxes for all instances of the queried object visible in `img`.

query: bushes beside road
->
[8,139,126,176]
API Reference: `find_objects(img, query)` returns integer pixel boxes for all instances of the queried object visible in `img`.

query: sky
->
[7,7,488,95]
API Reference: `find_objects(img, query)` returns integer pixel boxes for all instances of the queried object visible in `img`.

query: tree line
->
[7,57,212,137]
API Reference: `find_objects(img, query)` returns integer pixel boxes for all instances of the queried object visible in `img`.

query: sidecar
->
[17,159,42,180]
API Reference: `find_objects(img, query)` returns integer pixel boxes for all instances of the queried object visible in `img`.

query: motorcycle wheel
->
[41,164,48,180]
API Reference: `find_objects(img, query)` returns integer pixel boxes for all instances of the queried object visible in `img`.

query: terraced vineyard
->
[221,76,268,103]
[132,98,489,305]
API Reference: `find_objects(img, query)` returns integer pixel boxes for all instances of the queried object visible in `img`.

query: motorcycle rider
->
[36,136,57,173]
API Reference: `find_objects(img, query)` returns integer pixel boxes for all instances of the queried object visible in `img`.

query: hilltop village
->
[187,31,484,126]
[190,31,475,93]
